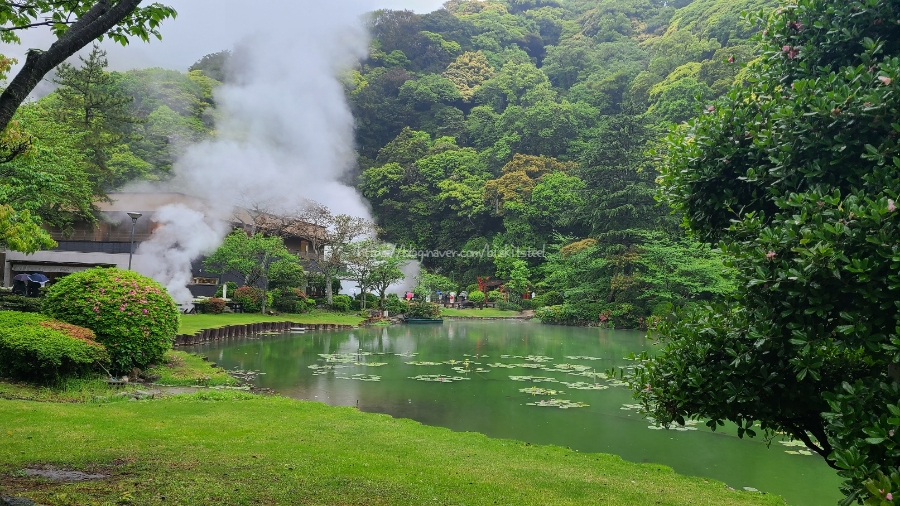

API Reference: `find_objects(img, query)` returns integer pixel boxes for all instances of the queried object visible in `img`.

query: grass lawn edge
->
[0,392,784,506]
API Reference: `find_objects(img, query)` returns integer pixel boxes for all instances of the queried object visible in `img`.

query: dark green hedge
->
[0,311,108,382]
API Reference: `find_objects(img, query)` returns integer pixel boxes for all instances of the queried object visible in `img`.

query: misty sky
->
[6,0,447,72]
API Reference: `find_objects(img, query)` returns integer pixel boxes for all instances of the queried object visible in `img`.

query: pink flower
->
[889,199,896,212]
[782,45,791,52]
[887,492,893,500]
[890,429,895,437]
[707,105,715,112]
[766,251,777,261]
[879,76,892,85]
[143,309,148,314]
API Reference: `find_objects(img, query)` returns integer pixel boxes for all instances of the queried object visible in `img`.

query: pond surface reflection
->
[186,320,841,506]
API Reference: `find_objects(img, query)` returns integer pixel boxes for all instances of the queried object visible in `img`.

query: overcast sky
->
[5,0,447,72]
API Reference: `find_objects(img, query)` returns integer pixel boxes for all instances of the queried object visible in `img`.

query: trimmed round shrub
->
[0,311,108,382]
[468,290,485,304]
[272,288,308,313]
[486,290,502,302]
[406,301,441,319]
[331,294,352,312]
[42,268,179,373]
[195,297,226,314]
[384,294,407,314]
[233,286,264,313]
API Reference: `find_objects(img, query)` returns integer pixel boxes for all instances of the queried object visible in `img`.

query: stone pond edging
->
[173,321,355,347]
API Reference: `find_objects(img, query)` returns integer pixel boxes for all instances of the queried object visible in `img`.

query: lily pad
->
[564,356,603,361]
[509,376,559,383]
[525,399,589,409]
[570,370,608,380]
[519,386,565,396]
[318,353,357,363]
[544,364,592,373]
[337,374,381,382]
[559,381,609,390]
[487,363,517,369]
[523,355,554,363]
[409,374,471,382]
[406,361,443,366]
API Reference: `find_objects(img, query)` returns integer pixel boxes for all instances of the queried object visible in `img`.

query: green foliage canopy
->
[636,0,900,502]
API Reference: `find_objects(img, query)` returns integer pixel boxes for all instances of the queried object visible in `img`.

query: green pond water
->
[185,320,842,505]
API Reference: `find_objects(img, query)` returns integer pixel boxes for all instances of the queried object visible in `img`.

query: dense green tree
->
[0,204,56,253]
[203,230,299,290]
[0,102,95,233]
[634,0,900,502]
[51,45,140,189]
[442,51,495,102]
[364,243,409,308]
[189,50,231,82]
[399,74,463,108]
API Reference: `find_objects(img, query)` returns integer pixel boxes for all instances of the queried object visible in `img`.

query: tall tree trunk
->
[260,252,269,314]
[325,270,333,305]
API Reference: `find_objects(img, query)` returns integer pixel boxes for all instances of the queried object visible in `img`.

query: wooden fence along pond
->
[174,321,355,346]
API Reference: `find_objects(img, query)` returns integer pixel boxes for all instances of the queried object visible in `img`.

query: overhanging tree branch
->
[0,0,174,135]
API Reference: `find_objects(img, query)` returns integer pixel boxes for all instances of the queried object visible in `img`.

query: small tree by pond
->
[406,301,441,319]
[203,230,302,313]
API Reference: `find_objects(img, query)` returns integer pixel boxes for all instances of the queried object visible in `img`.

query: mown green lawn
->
[178,311,365,335]
[441,307,527,318]
[0,392,782,506]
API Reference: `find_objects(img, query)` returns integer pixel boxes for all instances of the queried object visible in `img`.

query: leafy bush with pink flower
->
[42,268,179,373]
[233,286,265,313]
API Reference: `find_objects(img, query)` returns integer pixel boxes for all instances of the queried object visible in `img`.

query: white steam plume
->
[133,205,231,304]
[134,2,375,304]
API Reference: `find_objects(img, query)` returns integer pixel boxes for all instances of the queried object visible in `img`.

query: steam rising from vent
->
[133,3,375,304]
[133,205,231,304]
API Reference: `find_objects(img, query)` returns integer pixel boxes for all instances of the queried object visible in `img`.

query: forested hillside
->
[0,0,779,327]
[351,0,776,326]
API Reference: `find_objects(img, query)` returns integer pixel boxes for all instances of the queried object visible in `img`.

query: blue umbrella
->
[13,273,30,282]
[28,273,49,283]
